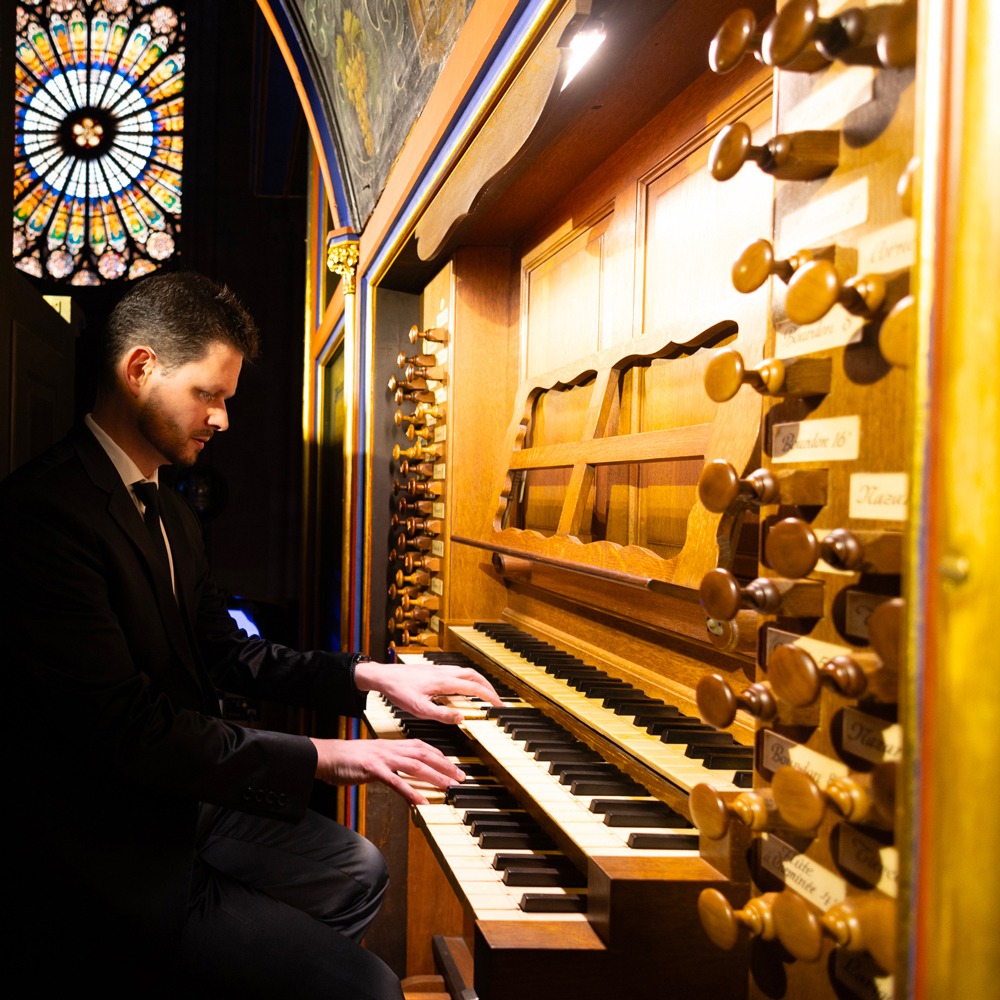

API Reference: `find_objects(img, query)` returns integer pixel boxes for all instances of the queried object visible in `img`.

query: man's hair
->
[100,272,260,389]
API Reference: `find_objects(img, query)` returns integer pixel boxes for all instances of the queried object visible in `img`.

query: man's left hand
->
[354,660,503,724]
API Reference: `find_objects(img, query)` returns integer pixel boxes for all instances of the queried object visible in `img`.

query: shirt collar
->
[84,413,159,490]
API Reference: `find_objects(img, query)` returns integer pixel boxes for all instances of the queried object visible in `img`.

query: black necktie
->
[132,480,170,575]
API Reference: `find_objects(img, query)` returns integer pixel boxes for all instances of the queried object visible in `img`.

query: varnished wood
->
[710,122,839,181]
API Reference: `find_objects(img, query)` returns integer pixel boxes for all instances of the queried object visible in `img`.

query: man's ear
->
[123,347,157,397]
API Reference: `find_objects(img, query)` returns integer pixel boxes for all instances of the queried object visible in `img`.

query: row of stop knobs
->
[387,325,448,649]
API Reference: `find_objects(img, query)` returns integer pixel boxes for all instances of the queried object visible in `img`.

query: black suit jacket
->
[0,426,365,942]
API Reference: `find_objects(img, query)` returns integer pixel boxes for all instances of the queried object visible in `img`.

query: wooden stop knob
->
[409,323,449,345]
[697,672,777,728]
[692,784,781,839]
[879,295,915,368]
[765,517,821,578]
[732,238,814,293]
[773,890,825,961]
[708,9,761,74]
[767,643,868,706]
[786,259,888,325]
[877,0,917,68]
[704,348,786,401]
[763,0,849,67]
[698,460,780,512]
[698,888,778,950]
[822,896,897,974]
[868,597,903,672]
[701,568,823,621]
[771,766,827,831]
[710,122,839,182]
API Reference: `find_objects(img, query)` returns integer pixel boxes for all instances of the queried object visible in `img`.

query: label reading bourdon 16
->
[772,415,860,463]
[761,730,850,784]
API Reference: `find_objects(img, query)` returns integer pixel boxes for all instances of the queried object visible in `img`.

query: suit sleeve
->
[0,480,330,821]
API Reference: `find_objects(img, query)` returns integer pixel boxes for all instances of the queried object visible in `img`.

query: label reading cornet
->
[837,824,899,898]
[857,217,917,274]
[772,415,860,463]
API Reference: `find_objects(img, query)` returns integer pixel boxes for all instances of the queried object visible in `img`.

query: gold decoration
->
[326,239,360,294]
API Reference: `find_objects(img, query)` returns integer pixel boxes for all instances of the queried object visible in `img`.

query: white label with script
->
[857,217,917,274]
[779,176,869,256]
[759,834,847,911]
[772,415,860,463]
[761,731,850,784]
[837,825,899,898]
[775,309,864,360]
[842,708,903,763]
[849,473,908,522]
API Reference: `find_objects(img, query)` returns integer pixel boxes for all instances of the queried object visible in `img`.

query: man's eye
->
[200,391,214,402]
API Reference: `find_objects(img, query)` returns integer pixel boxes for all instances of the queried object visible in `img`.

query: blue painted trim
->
[271,1,353,226]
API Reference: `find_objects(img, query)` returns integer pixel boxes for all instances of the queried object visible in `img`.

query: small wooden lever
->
[708,9,763,73]
[397,351,439,369]
[772,765,894,831]
[773,890,897,973]
[767,643,880,706]
[698,889,779,950]
[705,348,831,402]
[409,323,449,345]
[405,423,434,443]
[698,459,828,512]
[397,459,436,479]
[394,386,437,406]
[691,785,786,840]
[732,239,818,294]
[700,567,824,621]
[697,672,778,728]
[392,442,443,462]
[785,259,887,325]
[765,517,903,578]
[404,361,447,384]
[764,0,911,69]
[710,122,839,182]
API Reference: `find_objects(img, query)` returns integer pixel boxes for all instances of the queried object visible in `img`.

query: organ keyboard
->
[351,0,980,995]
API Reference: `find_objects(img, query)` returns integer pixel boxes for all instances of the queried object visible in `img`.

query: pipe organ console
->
[355,0,990,996]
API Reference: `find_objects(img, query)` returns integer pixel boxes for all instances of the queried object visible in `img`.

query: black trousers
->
[174,805,405,999]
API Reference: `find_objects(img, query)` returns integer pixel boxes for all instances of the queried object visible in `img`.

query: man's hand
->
[354,661,503,724]
[310,736,465,806]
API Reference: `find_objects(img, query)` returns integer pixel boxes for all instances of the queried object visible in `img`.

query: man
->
[1,273,499,997]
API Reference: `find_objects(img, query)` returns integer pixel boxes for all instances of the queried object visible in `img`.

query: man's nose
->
[208,402,229,432]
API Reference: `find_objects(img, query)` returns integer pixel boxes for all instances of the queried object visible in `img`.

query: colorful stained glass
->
[13,1,184,284]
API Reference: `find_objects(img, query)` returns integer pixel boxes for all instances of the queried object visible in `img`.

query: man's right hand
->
[309,736,465,806]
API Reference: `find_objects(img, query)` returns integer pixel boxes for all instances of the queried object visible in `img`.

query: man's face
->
[137,341,243,468]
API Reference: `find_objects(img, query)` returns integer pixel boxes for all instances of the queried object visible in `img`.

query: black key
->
[703,752,755,770]
[492,853,564,871]
[734,771,754,788]
[533,748,602,763]
[660,731,738,745]
[571,778,645,796]
[503,866,583,888]
[462,809,525,824]
[627,832,700,850]
[519,892,587,913]
[479,830,553,849]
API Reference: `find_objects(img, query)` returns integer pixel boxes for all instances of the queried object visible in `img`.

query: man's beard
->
[138,389,210,467]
